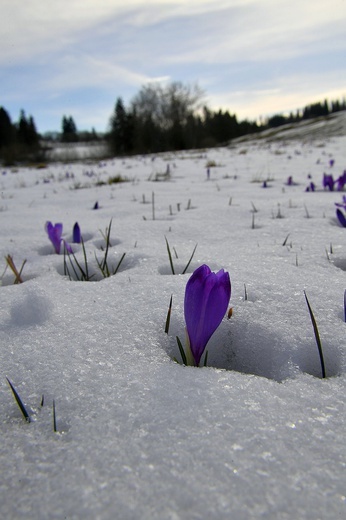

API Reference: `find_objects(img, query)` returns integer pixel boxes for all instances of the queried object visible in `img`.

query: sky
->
[1,0,346,134]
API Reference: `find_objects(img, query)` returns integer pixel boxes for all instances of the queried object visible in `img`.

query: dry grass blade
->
[5,255,26,284]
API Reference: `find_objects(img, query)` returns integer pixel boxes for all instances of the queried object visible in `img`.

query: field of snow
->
[1,115,345,519]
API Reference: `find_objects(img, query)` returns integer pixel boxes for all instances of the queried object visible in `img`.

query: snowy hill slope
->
[0,120,345,519]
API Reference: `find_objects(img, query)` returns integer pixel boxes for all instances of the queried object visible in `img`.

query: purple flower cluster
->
[45,221,81,254]
[323,171,346,191]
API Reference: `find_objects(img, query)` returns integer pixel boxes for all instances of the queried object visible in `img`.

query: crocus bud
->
[73,222,81,243]
[184,264,231,366]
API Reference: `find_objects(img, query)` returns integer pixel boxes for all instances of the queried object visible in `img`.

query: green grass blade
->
[282,233,290,246]
[53,399,57,432]
[113,252,126,275]
[203,350,209,367]
[64,258,72,281]
[67,248,86,280]
[6,377,31,422]
[95,251,105,277]
[181,243,198,275]
[165,295,173,334]
[95,252,105,277]
[165,236,175,274]
[71,249,88,280]
[100,219,112,271]
[81,237,89,280]
[176,336,187,365]
[304,291,326,378]
[63,245,69,277]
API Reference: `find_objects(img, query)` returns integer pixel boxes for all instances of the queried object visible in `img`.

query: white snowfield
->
[0,113,345,519]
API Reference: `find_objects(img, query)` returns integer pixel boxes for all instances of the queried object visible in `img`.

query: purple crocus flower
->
[336,208,346,228]
[305,182,315,192]
[45,221,63,253]
[73,222,81,243]
[335,195,346,210]
[184,264,231,366]
[45,221,72,254]
[323,173,334,191]
[336,171,346,191]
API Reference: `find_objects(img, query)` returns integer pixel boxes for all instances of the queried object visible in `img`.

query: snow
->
[1,116,346,519]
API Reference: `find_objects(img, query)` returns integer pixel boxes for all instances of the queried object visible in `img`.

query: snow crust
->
[0,128,345,519]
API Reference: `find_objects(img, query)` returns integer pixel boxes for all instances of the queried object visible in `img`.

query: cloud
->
[1,0,345,132]
[159,1,346,66]
[209,68,346,120]
[42,54,153,92]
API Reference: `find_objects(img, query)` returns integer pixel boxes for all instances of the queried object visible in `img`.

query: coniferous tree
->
[17,110,40,148]
[109,98,133,154]
[17,110,30,145]
[0,106,15,148]
[62,115,78,142]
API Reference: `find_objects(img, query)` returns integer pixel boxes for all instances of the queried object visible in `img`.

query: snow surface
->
[1,118,346,519]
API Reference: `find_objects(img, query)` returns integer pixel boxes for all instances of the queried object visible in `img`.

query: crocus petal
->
[45,221,53,234]
[323,173,334,191]
[63,240,73,254]
[184,264,231,366]
[336,209,346,228]
[46,221,63,253]
[73,222,81,243]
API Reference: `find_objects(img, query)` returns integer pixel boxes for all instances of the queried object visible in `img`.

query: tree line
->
[107,84,345,154]
[1,81,345,163]
[108,82,258,155]
[266,98,346,128]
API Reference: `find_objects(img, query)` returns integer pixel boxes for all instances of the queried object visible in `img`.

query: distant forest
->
[1,81,345,164]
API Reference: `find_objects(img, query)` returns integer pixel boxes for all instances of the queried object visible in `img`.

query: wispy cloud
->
[1,0,345,131]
